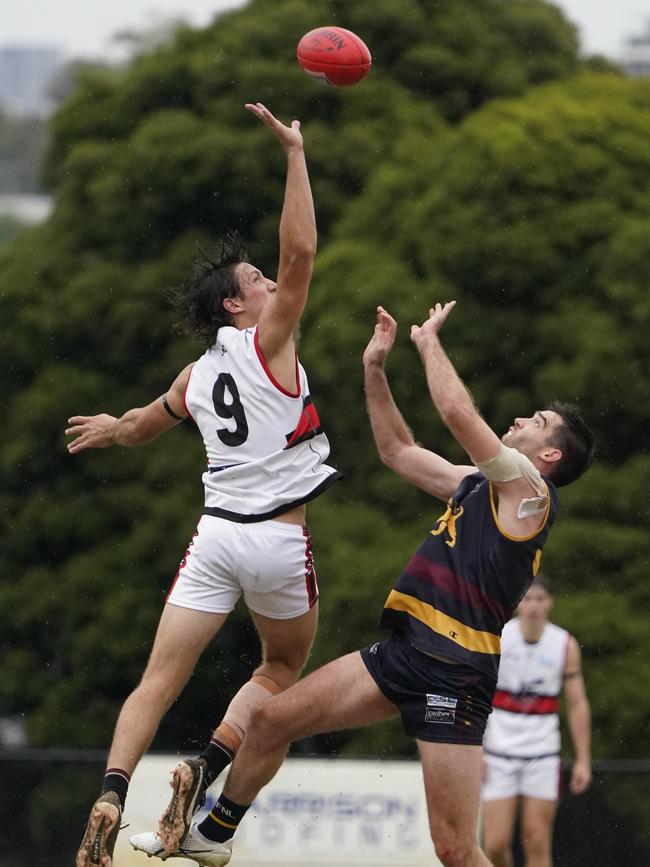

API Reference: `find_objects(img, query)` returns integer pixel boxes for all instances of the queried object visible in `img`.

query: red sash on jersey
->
[493,689,559,715]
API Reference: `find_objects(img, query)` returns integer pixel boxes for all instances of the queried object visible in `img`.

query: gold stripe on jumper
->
[384,590,501,655]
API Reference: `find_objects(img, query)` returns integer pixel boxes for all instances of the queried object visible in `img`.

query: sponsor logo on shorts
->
[369,642,379,654]
[426,694,458,709]
[425,708,456,724]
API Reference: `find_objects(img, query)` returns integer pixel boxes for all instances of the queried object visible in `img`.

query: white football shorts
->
[166,514,318,619]
[482,753,561,802]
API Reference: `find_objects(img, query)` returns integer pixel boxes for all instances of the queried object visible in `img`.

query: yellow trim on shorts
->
[384,590,501,655]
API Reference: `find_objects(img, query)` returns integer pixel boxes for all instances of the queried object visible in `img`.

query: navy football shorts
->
[360,632,495,745]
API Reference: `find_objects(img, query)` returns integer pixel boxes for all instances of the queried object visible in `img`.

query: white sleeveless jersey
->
[184,325,341,521]
[483,619,570,758]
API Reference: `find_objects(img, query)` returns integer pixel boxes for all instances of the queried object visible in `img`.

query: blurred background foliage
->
[0,0,649,767]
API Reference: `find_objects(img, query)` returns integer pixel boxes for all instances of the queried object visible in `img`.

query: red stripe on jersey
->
[405,553,512,623]
[253,327,301,398]
[286,398,322,447]
[302,525,318,608]
[493,689,559,715]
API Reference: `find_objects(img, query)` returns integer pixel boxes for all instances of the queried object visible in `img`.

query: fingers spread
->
[245,103,269,122]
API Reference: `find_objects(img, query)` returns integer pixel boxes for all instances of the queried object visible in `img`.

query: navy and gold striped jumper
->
[382,471,558,682]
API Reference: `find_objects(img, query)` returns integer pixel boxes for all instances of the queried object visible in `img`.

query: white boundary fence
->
[117,755,442,866]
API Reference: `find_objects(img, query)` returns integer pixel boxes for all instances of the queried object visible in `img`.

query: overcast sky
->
[1,0,648,61]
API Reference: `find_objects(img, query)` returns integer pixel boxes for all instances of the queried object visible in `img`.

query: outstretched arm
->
[363,306,474,501]
[246,102,316,359]
[411,303,549,532]
[410,302,503,465]
[66,364,192,453]
[564,637,592,795]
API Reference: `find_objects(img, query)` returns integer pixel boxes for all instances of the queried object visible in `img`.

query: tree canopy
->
[1,0,648,770]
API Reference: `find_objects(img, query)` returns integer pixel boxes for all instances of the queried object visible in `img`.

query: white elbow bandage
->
[476,445,548,518]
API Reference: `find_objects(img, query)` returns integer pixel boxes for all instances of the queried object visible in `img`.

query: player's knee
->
[137,666,188,708]
[484,842,509,865]
[482,829,511,857]
[521,826,549,858]
[248,695,287,744]
[278,661,304,688]
[432,835,475,867]
[256,655,305,689]
[264,662,297,689]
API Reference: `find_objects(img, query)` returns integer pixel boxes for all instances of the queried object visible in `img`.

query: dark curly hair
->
[544,401,595,487]
[170,232,249,348]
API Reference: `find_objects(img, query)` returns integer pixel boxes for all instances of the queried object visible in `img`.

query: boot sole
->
[158,761,203,852]
[76,801,120,867]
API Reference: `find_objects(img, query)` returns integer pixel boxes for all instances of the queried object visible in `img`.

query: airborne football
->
[5,0,645,864]
[297,26,372,86]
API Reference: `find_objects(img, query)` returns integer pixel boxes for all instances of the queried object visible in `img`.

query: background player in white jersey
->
[481,574,592,867]
[67,102,340,867]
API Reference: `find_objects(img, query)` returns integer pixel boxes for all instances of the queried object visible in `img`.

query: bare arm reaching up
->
[363,306,474,501]
[246,103,316,363]
[410,303,551,536]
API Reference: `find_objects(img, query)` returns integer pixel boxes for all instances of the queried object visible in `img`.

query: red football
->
[297,26,372,86]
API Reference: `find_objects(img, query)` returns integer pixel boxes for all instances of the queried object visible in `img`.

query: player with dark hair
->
[70,103,341,867]
[169,232,252,348]
[481,575,592,867]
[518,402,593,489]
[131,302,594,867]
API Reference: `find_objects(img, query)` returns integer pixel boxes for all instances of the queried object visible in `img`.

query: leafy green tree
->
[0,214,25,247]
[0,0,646,773]
[302,71,650,756]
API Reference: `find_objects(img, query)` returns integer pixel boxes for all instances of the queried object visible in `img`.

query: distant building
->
[621,20,650,77]
[0,194,53,224]
[0,44,63,116]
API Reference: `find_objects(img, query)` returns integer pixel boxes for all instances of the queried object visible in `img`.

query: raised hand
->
[66,414,118,454]
[410,301,456,349]
[245,102,303,152]
[363,306,398,368]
